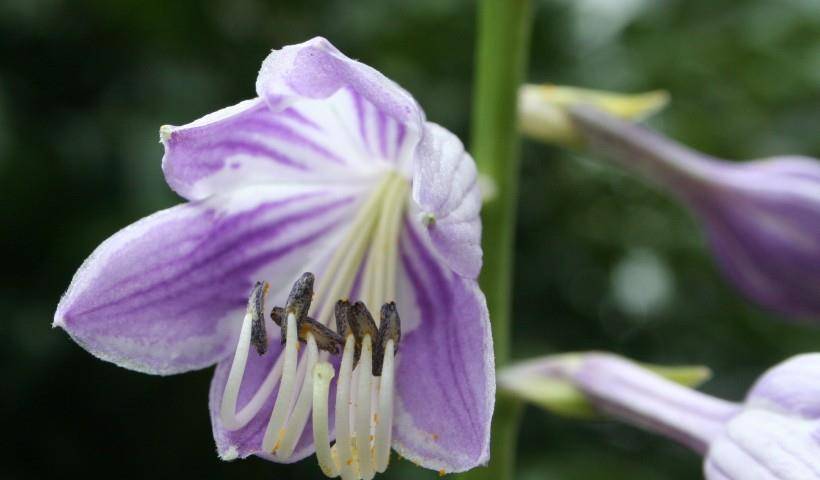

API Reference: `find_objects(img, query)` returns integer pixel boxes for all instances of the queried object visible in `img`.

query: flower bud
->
[518,84,669,147]
[502,352,820,479]
[568,106,820,320]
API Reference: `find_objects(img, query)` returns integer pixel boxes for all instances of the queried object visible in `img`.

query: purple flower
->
[53,37,493,477]
[568,106,820,320]
[502,352,820,479]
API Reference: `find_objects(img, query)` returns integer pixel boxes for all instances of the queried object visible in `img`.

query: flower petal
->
[705,409,820,480]
[54,184,361,375]
[746,353,820,420]
[390,220,494,473]
[412,122,483,279]
[163,37,426,201]
[161,98,354,200]
[256,37,424,138]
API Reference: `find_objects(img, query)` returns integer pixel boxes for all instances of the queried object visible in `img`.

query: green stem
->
[458,1,532,479]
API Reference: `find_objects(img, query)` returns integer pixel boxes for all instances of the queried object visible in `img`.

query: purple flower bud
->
[569,106,820,321]
[505,352,820,479]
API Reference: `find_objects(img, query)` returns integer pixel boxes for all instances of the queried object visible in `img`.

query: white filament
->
[335,336,357,479]
[375,340,395,472]
[356,335,375,480]
[220,311,254,430]
[275,333,319,459]
[262,312,299,453]
[312,361,339,477]
[221,310,287,431]
[312,175,398,324]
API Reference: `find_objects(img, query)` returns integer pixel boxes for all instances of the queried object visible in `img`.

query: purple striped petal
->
[161,96,400,201]
[391,220,493,473]
[54,184,359,375]
[412,122,483,279]
[256,37,424,140]
[162,38,425,201]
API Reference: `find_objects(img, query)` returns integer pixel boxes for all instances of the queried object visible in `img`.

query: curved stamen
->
[312,361,339,478]
[375,339,395,472]
[335,335,358,479]
[275,332,320,459]
[262,312,299,452]
[221,281,277,430]
[221,309,254,430]
[356,334,375,480]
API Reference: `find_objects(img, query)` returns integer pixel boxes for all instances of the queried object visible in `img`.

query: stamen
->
[356,334,375,480]
[262,311,299,452]
[375,303,400,472]
[375,339,395,473]
[360,176,408,311]
[274,306,344,354]
[312,361,339,478]
[228,171,410,477]
[299,317,344,355]
[221,282,270,430]
[335,335,357,480]
[350,301,378,368]
[275,333,319,459]
[373,302,401,376]
[250,281,270,355]
[271,306,287,344]
[312,175,399,325]
[286,272,315,319]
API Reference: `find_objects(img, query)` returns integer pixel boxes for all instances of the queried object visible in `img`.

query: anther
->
[249,281,270,355]
[286,271,315,319]
[349,301,379,367]
[270,306,287,344]
[298,317,344,355]
[274,304,343,355]
[335,299,354,338]
[373,302,401,376]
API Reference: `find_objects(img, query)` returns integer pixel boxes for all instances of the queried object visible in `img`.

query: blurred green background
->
[2,0,819,478]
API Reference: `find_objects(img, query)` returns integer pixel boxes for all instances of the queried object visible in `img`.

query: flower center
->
[220,172,409,479]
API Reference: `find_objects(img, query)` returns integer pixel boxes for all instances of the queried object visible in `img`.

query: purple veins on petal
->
[55,186,355,375]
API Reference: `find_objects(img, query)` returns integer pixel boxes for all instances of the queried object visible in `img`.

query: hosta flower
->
[567,106,820,320]
[53,37,493,478]
[501,352,820,479]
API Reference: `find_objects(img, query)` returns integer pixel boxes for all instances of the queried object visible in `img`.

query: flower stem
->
[459,0,532,479]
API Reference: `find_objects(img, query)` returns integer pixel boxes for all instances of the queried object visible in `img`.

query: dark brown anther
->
[285,272,315,319]
[350,301,379,340]
[270,306,287,345]
[249,281,270,356]
[334,300,353,339]
[348,301,378,367]
[373,302,401,376]
[297,317,344,355]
